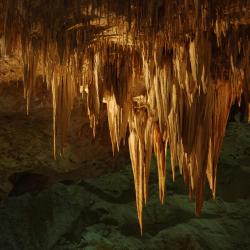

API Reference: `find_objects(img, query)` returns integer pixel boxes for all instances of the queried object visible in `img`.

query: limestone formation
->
[0,0,249,231]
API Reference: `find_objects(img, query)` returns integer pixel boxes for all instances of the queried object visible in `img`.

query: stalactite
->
[0,0,250,232]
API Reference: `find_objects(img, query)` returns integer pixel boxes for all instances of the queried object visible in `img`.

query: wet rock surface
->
[0,120,249,250]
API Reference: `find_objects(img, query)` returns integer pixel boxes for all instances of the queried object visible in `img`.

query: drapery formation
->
[0,0,250,232]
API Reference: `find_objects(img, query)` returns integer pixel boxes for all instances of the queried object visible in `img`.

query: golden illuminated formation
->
[0,0,249,232]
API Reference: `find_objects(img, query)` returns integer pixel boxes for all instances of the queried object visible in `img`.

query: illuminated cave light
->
[0,0,249,233]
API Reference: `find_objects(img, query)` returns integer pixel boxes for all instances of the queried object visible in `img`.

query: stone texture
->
[0,81,129,197]
[0,120,249,250]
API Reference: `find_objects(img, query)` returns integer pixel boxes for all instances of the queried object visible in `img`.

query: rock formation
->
[0,0,249,232]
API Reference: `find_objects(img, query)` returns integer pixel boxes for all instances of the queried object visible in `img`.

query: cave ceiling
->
[0,0,250,232]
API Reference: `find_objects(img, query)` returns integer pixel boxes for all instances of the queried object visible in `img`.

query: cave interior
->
[0,0,250,249]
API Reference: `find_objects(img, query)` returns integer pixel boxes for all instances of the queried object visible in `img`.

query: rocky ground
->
[0,96,249,249]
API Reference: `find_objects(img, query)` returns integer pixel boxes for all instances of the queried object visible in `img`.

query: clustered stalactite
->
[0,0,250,232]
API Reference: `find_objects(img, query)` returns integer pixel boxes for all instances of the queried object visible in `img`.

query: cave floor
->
[0,119,249,250]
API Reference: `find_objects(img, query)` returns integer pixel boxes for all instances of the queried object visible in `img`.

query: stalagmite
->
[0,0,250,232]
